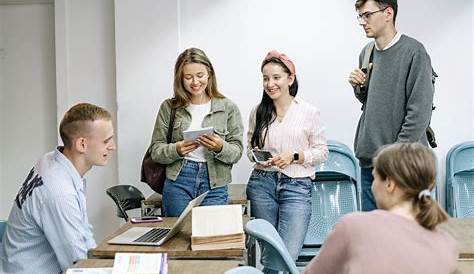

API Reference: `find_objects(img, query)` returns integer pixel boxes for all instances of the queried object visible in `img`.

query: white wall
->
[0,3,56,218]
[54,0,120,241]
[115,0,179,198]
[115,0,473,204]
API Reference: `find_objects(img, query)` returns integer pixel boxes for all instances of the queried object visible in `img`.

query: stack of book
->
[191,204,245,251]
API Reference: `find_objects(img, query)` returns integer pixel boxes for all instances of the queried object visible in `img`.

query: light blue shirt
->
[0,147,96,273]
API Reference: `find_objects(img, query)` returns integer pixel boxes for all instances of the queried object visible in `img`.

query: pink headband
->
[263,50,296,75]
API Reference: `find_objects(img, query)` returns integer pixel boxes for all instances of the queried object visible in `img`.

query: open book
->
[112,253,167,274]
[191,204,245,251]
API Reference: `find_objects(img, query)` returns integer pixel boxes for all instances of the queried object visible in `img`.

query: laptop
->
[108,191,208,246]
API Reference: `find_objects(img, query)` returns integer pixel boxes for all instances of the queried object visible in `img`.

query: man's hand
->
[348,63,372,87]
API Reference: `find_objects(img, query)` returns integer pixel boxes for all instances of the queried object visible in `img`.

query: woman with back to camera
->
[149,47,244,217]
[303,142,459,274]
[246,50,328,271]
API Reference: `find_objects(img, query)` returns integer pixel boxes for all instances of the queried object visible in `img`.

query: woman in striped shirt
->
[246,50,328,272]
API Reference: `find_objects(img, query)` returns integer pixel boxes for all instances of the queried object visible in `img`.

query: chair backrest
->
[303,179,358,247]
[447,141,474,176]
[446,141,474,217]
[0,220,6,242]
[223,266,264,274]
[301,141,359,251]
[316,140,359,183]
[451,171,474,217]
[244,219,299,274]
[106,185,145,221]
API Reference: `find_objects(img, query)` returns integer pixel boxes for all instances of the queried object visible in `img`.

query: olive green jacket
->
[150,97,244,188]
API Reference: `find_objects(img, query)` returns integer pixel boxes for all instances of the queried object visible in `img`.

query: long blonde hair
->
[373,143,448,230]
[172,48,224,109]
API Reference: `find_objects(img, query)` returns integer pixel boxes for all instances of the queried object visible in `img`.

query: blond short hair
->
[59,103,112,148]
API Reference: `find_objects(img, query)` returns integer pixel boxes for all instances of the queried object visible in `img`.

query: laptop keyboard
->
[133,228,171,243]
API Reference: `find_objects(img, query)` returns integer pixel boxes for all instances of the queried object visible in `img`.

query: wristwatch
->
[293,151,299,162]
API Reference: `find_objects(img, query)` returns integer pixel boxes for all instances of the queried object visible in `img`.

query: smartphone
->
[130,216,163,224]
[251,150,273,164]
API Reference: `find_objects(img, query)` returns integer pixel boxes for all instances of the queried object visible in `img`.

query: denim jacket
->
[150,97,244,188]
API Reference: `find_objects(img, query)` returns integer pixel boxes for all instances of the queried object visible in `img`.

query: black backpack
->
[357,42,438,148]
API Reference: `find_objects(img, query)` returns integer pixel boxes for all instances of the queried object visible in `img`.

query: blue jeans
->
[162,160,228,217]
[246,169,312,272]
[361,167,377,211]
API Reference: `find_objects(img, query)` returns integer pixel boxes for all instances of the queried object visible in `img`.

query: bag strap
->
[361,41,375,88]
[356,42,375,109]
[166,107,177,144]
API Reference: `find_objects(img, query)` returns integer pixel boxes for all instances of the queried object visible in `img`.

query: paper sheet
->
[66,268,112,274]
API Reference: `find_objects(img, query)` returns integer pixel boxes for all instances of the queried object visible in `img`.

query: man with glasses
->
[348,0,434,211]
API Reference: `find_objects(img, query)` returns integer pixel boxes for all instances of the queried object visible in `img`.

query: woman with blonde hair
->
[303,142,458,274]
[149,47,244,216]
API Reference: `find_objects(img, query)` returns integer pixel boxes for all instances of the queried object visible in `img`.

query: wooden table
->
[71,259,241,274]
[228,184,250,217]
[439,218,474,259]
[143,183,249,216]
[228,184,247,205]
[90,217,246,260]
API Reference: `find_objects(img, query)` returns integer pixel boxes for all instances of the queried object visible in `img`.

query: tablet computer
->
[251,150,273,164]
[183,127,214,141]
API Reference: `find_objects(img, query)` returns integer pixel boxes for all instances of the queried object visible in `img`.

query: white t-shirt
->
[185,101,211,162]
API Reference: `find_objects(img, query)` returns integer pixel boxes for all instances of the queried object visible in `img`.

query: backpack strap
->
[356,42,375,109]
[361,41,375,89]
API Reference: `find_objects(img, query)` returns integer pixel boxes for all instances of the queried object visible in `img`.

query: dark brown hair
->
[250,58,299,148]
[355,0,398,23]
[373,143,448,230]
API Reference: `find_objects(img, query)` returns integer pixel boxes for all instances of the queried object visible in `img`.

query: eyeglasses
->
[357,7,388,23]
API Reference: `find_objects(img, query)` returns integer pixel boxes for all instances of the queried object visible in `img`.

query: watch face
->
[293,153,299,161]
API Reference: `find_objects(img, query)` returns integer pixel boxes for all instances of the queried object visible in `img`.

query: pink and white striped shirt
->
[247,96,328,178]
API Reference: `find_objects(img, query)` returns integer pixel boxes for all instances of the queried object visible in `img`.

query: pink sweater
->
[303,210,459,274]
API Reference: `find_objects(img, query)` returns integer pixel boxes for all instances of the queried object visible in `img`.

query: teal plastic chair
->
[446,141,474,217]
[298,140,359,265]
[224,266,264,274]
[245,219,299,274]
[315,140,360,183]
[0,220,6,242]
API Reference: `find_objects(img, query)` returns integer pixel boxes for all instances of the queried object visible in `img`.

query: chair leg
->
[141,200,162,217]
[246,235,257,267]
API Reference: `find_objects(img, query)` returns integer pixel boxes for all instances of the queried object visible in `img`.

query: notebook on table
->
[108,191,208,246]
[191,204,245,250]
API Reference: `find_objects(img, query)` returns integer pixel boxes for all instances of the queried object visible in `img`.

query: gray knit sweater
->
[354,35,434,167]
